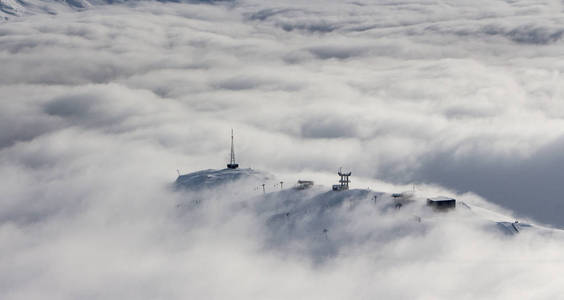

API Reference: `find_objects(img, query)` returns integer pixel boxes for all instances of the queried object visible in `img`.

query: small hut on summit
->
[296,180,314,190]
[427,196,456,210]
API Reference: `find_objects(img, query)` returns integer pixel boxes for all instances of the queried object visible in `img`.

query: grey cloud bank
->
[2,0,564,298]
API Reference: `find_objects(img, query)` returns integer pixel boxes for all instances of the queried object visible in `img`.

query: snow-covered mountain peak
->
[175,167,274,191]
[173,167,562,262]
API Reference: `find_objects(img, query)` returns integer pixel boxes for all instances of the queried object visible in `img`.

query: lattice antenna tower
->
[227,129,239,169]
[338,167,351,190]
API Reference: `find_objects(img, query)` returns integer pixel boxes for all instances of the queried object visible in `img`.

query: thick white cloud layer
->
[2,1,564,299]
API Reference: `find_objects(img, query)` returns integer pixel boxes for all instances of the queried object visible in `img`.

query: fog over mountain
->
[2,0,564,299]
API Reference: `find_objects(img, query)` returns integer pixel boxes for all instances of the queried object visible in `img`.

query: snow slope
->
[175,167,273,191]
[175,168,562,261]
[0,0,81,19]
[1,0,25,17]
[0,0,229,19]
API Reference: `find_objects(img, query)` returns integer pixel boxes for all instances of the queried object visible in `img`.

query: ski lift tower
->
[332,168,351,191]
[227,129,239,169]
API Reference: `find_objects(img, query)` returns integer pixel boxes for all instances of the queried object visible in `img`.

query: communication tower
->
[332,168,351,191]
[227,129,239,169]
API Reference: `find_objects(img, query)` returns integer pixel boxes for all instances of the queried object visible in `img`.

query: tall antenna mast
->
[227,129,239,169]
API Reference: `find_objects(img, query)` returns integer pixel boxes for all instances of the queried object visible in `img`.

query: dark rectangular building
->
[427,196,456,210]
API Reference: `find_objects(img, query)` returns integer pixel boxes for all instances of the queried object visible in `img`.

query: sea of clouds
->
[2,0,564,298]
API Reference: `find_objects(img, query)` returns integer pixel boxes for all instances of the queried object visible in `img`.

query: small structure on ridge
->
[332,168,351,191]
[295,180,314,190]
[427,196,456,210]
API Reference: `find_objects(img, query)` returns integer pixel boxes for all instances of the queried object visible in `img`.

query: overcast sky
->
[2,0,564,298]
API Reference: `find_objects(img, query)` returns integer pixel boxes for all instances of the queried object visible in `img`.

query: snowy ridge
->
[175,168,273,191]
[175,168,563,260]
[0,0,24,17]
[1,0,78,19]
[0,0,110,19]
[0,0,229,19]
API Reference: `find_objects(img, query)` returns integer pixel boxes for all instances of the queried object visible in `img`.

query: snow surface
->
[0,0,24,17]
[0,0,77,19]
[175,168,562,261]
[175,167,273,191]
[0,0,219,19]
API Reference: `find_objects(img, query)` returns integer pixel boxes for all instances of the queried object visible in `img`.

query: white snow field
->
[175,168,560,248]
[169,167,564,298]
